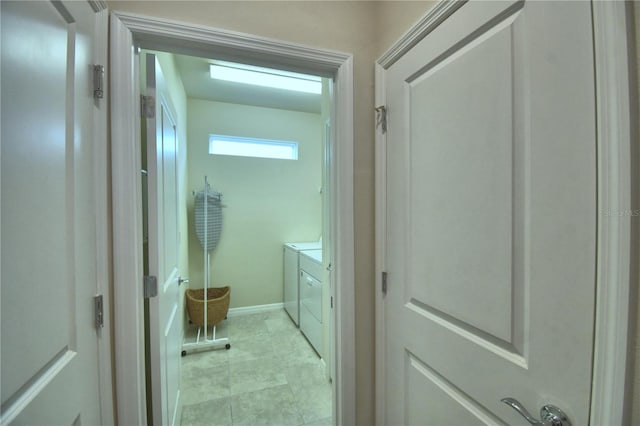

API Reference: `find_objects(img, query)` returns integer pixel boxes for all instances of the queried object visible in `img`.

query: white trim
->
[110,13,148,426]
[374,62,387,426]
[333,55,356,426]
[374,1,636,425]
[377,0,465,69]
[227,303,284,317]
[590,2,637,425]
[113,11,346,77]
[110,12,355,426]
[92,7,115,426]
[87,0,107,13]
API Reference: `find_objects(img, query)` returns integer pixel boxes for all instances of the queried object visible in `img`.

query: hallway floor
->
[180,309,333,426]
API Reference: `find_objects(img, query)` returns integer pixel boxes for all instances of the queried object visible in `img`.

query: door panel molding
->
[1,0,112,423]
[405,351,504,426]
[375,1,637,425]
[110,12,355,426]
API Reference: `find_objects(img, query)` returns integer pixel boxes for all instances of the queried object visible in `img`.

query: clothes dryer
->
[283,241,321,326]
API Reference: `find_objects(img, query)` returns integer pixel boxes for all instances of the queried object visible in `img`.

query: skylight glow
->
[209,62,322,94]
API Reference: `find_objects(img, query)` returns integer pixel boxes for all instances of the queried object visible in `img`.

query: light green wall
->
[187,98,322,308]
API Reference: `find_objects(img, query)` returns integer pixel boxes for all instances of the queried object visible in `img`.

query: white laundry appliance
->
[283,241,321,326]
[299,249,322,354]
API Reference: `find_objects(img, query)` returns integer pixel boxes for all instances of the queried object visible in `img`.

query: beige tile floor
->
[180,309,333,426]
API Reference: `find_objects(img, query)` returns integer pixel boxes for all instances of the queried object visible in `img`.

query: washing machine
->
[283,241,321,326]
[299,249,322,354]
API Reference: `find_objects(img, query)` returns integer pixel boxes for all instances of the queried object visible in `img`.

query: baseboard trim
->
[227,302,284,317]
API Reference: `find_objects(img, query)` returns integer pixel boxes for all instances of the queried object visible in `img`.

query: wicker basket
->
[185,286,230,327]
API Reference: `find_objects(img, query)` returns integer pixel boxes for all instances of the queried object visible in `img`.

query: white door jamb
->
[91,4,116,425]
[110,13,148,426]
[590,2,638,424]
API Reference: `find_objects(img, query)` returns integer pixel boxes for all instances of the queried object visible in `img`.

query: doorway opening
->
[140,48,335,425]
[111,13,355,425]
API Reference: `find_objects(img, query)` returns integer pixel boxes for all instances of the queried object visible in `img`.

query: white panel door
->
[1,1,108,424]
[145,54,182,426]
[383,1,596,425]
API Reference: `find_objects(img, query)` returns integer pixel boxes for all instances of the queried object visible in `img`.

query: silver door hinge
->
[375,106,387,134]
[144,275,158,298]
[382,271,388,295]
[141,95,155,118]
[93,64,105,99]
[94,294,104,328]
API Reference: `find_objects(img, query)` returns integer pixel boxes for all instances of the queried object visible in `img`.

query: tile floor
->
[180,309,333,426]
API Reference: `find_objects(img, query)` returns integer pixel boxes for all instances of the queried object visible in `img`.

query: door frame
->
[91,5,116,425]
[374,1,638,425]
[109,11,355,426]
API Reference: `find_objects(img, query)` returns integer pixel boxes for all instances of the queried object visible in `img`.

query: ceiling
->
[174,54,323,114]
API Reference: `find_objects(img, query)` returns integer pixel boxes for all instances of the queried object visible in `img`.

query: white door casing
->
[375,1,637,425]
[110,12,355,426]
[144,54,183,426]
[382,1,598,424]
[1,1,112,424]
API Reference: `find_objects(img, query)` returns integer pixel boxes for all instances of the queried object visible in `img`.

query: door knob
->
[178,277,189,286]
[501,398,571,426]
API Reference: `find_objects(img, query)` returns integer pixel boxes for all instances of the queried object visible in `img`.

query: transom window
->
[208,134,299,160]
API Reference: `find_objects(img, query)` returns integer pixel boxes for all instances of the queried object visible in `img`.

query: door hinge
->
[93,64,105,99]
[144,275,158,298]
[330,296,334,309]
[141,95,155,118]
[375,105,387,134]
[94,294,104,329]
[382,271,388,295]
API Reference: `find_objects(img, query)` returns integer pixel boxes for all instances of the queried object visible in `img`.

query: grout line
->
[180,309,331,426]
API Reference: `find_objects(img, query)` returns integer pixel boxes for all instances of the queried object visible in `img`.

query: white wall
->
[186,98,322,309]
